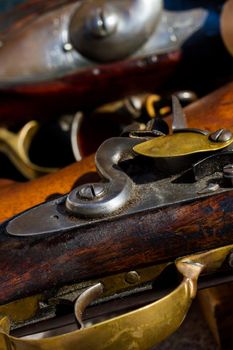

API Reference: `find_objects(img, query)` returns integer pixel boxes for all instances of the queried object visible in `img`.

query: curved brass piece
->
[0,245,232,349]
[133,131,233,158]
[0,262,169,325]
[0,121,57,179]
[145,94,161,118]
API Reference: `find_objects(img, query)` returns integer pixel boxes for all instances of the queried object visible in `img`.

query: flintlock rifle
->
[0,83,232,348]
[0,0,232,124]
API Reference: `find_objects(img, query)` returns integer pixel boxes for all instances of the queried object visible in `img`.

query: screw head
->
[88,7,118,38]
[209,129,233,143]
[78,184,105,200]
[125,271,140,285]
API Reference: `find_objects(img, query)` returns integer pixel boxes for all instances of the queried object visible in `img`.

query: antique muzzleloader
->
[0,86,233,348]
[0,0,232,123]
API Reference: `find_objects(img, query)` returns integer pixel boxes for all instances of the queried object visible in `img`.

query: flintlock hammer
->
[0,83,233,348]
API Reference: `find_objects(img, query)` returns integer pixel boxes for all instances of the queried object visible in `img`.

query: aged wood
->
[0,83,232,304]
[0,82,232,222]
[1,190,233,305]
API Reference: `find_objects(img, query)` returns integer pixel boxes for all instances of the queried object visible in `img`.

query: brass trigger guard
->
[0,244,232,350]
[0,121,57,179]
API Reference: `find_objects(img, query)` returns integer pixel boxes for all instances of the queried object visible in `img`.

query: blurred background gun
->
[0,0,232,125]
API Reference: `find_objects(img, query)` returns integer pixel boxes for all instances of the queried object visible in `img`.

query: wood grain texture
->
[0,82,231,218]
[0,81,232,222]
[0,155,95,222]
[1,191,233,304]
[0,82,233,304]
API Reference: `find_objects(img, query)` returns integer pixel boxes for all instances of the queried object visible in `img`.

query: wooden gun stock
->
[0,82,233,306]
[0,82,233,222]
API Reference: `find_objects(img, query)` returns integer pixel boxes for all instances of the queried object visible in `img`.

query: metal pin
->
[172,95,187,131]
[78,184,106,200]
[125,271,140,285]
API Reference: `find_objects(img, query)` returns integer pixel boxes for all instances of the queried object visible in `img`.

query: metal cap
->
[69,0,163,62]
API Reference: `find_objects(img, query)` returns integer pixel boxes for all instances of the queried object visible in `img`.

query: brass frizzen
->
[133,97,233,158]
[133,130,233,158]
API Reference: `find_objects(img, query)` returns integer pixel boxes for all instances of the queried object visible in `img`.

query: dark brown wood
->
[0,82,233,306]
[0,51,181,127]
[1,191,233,305]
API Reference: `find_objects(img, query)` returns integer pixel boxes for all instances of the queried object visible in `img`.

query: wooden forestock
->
[0,82,233,305]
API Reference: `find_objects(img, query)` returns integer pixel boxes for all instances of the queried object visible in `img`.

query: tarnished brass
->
[0,245,232,349]
[133,131,233,158]
[0,295,44,324]
[0,263,169,326]
[0,121,57,179]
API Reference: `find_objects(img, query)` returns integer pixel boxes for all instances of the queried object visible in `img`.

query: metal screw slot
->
[209,129,233,143]
[88,7,118,38]
[78,184,106,201]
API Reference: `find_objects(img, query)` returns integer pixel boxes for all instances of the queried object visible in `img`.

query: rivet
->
[125,271,140,285]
